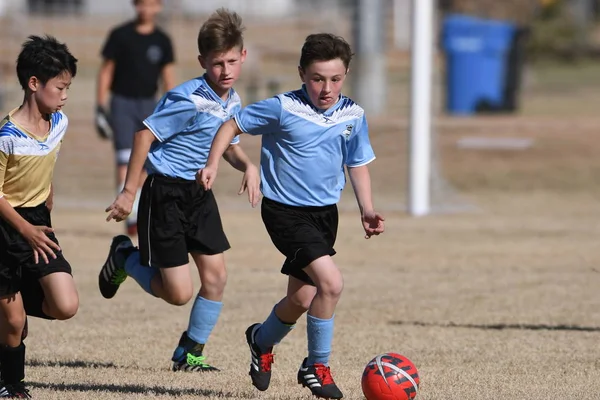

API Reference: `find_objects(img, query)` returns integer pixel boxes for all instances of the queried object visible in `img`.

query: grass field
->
[24,102,600,399]
[2,18,600,398]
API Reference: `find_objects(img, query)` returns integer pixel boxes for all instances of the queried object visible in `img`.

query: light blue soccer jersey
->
[235,86,375,207]
[143,75,240,180]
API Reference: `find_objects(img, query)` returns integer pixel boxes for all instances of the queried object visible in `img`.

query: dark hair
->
[299,33,353,70]
[197,8,245,56]
[16,35,78,91]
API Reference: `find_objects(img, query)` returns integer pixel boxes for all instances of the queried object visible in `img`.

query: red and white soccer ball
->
[361,353,420,400]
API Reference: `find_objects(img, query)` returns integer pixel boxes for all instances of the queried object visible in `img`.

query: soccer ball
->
[361,353,420,400]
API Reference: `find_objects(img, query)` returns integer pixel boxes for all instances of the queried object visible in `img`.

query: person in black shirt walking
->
[96,0,175,236]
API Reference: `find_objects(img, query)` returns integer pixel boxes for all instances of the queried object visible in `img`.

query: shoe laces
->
[186,353,211,368]
[314,364,335,386]
[259,352,275,372]
[111,268,127,285]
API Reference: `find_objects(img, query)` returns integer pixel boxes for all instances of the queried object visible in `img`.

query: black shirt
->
[101,21,175,98]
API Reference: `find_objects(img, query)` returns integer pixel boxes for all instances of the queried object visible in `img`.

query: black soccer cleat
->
[98,235,133,299]
[245,323,274,391]
[171,332,219,372]
[297,358,343,399]
[0,381,32,398]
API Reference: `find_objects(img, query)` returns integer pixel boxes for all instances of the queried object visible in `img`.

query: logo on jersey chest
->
[342,124,353,139]
[147,45,163,64]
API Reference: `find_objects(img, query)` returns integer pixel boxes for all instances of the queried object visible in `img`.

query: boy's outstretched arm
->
[222,144,260,207]
[347,165,385,239]
[198,119,243,191]
[222,143,253,173]
[105,128,156,222]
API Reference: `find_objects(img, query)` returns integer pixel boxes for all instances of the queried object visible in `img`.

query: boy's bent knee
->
[4,310,27,332]
[158,264,194,305]
[46,298,79,320]
[163,290,193,306]
[318,279,344,300]
[54,303,78,320]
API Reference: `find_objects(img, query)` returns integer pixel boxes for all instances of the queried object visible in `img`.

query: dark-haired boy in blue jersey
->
[199,33,385,399]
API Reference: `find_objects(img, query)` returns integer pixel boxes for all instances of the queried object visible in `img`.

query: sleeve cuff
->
[233,116,247,133]
[143,120,164,142]
[346,156,376,168]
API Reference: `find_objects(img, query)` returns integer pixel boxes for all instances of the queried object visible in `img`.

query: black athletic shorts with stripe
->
[261,197,338,285]
[137,174,231,269]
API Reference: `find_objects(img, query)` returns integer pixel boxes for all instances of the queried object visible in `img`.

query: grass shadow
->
[27,359,119,369]
[29,381,255,398]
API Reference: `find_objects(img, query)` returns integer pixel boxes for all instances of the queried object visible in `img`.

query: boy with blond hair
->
[99,8,259,372]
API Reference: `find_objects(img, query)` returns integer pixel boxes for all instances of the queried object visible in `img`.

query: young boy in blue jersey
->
[98,8,260,372]
[199,33,385,399]
[0,35,79,398]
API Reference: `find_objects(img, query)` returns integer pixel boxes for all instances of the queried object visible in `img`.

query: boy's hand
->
[362,210,385,239]
[197,165,218,191]
[105,191,135,222]
[20,223,61,264]
[239,164,261,208]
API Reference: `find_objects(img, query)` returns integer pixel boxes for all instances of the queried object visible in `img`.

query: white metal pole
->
[408,0,434,216]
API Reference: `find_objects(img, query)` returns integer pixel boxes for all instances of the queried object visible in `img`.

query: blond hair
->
[197,8,245,56]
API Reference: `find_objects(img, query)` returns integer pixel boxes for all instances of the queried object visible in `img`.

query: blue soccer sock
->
[307,313,334,366]
[124,251,158,296]
[186,296,223,345]
[255,306,295,352]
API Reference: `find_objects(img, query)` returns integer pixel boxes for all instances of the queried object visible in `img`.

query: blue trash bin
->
[443,14,516,115]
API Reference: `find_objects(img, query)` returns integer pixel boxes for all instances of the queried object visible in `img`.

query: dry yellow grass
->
[20,104,600,400]
[2,15,600,399]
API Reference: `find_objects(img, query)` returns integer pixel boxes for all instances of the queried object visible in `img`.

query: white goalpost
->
[351,0,474,215]
[408,0,434,217]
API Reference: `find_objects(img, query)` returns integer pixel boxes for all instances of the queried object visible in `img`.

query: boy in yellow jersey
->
[0,35,79,398]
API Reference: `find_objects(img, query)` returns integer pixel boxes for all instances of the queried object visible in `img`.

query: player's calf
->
[20,318,27,342]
